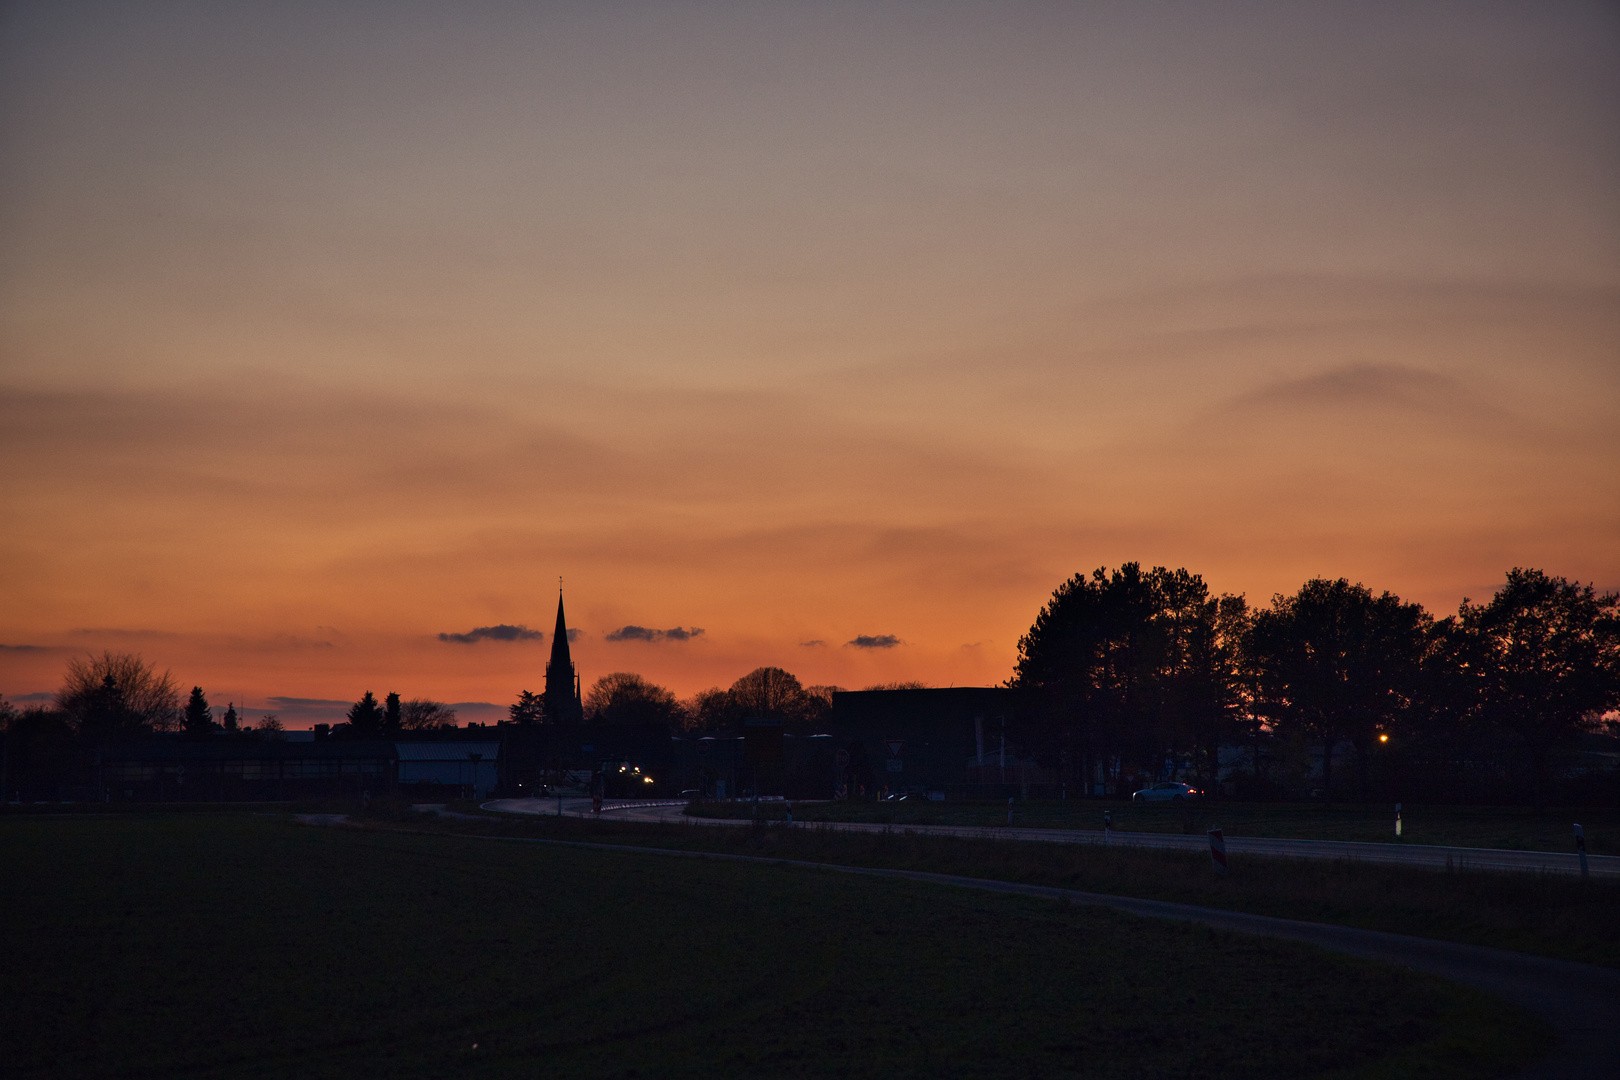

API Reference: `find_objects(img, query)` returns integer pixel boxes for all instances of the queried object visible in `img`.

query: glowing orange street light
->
[1378,733,1389,743]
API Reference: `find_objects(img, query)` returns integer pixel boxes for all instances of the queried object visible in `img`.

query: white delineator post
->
[1395,802,1403,838]
[1575,823,1589,879]
[1208,826,1227,877]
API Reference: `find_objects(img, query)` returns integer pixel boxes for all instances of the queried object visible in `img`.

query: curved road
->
[485,797,1620,1078]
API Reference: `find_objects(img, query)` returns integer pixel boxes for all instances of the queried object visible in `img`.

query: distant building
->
[395,741,501,799]
[95,738,504,801]
[828,687,1035,796]
[98,738,398,802]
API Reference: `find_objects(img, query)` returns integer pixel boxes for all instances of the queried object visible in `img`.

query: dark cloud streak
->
[438,624,542,644]
[604,625,705,643]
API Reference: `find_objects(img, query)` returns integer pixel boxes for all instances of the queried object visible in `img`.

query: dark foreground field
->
[1,815,1545,1080]
[423,804,1620,969]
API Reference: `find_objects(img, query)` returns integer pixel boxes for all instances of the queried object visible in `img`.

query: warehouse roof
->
[394,741,501,762]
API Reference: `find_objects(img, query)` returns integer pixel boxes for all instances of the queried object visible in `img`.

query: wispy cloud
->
[604,625,705,643]
[799,639,827,647]
[267,696,351,708]
[846,634,902,649]
[69,628,179,638]
[10,691,55,703]
[1222,363,1520,433]
[438,623,543,644]
[0,644,45,651]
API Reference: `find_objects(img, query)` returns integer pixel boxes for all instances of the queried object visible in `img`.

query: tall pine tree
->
[183,687,214,739]
[347,691,383,738]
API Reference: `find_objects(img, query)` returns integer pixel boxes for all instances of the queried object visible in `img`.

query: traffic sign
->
[885,739,904,758]
[835,749,849,767]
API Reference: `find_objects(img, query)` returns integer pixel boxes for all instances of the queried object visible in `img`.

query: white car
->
[1131,781,1201,803]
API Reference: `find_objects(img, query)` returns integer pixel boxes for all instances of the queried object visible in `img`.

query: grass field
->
[396,805,1620,969]
[689,798,1618,855]
[1,814,1547,1080]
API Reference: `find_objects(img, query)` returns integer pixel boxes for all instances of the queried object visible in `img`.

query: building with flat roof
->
[395,741,500,799]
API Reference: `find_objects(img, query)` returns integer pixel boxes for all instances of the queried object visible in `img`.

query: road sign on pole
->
[885,739,904,758]
[1208,827,1227,876]
[835,749,849,767]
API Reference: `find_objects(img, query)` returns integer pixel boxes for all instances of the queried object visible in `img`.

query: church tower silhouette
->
[544,592,584,724]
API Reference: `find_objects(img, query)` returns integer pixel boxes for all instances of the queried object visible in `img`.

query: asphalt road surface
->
[475,808,1620,1080]
[485,797,1619,878]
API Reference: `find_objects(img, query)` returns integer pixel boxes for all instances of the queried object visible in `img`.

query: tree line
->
[39,652,286,741]
[0,654,477,797]
[508,666,843,733]
[8,563,1612,804]
[1010,564,1620,801]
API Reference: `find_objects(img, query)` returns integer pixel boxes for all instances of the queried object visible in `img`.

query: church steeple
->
[544,590,584,723]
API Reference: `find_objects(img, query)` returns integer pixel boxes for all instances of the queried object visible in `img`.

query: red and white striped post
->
[1208,826,1227,877]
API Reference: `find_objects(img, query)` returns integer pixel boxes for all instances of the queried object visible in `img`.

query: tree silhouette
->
[183,687,215,739]
[1460,568,1620,797]
[728,667,804,718]
[1251,579,1428,798]
[401,699,457,731]
[346,692,383,738]
[585,673,681,727]
[222,703,239,733]
[1011,563,1247,791]
[683,686,733,732]
[678,669,831,733]
[509,690,544,724]
[57,652,181,738]
[383,692,402,736]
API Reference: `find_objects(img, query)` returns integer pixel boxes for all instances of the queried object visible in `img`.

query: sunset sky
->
[2,2,1617,725]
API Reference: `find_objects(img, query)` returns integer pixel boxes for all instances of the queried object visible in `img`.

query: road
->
[484,797,1620,878]
[477,804,1620,1080]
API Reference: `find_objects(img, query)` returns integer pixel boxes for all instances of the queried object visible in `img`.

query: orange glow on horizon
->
[1,5,1615,721]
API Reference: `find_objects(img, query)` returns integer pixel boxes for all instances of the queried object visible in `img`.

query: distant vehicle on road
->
[1131,782,1201,804]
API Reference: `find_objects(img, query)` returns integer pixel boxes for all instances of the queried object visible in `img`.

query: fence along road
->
[484,797,1619,878]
